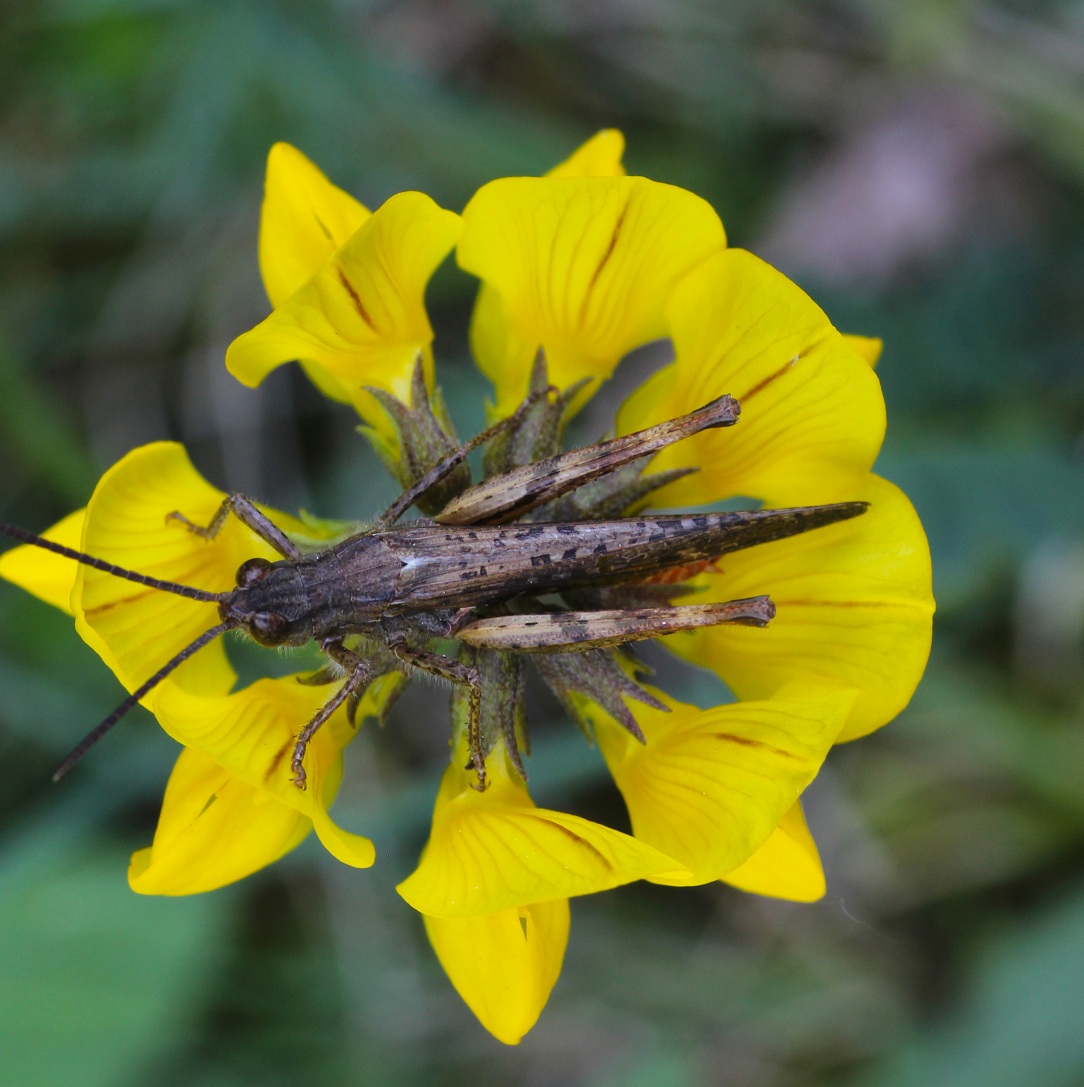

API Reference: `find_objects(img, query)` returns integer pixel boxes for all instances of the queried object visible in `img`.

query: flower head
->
[0,131,933,1043]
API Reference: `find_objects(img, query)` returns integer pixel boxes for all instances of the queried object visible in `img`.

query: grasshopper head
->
[218,556,312,647]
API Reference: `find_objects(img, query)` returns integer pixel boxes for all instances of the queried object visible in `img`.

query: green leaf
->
[878,443,1084,611]
[856,881,1084,1087]
[0,844,229,1087]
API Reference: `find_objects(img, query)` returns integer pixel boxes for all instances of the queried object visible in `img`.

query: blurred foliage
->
[2,0,1084,1084]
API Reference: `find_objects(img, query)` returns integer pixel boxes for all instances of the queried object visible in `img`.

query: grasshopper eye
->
[250,611,288,644]
[236,557,273,587]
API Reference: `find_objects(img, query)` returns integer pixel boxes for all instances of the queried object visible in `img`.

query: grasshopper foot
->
[165,509,215,538]
[291,751,308,790]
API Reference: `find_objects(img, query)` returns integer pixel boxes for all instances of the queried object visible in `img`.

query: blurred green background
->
[3,0,1084,1083]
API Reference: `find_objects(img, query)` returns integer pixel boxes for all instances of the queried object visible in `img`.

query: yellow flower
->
[227,147,462,446]
[0,130,933,1043]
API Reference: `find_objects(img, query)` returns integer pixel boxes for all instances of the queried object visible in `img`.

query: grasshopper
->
[0,369,866,790]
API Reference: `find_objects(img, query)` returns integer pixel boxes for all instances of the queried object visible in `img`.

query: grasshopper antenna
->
[51,620,235,781]
[0,519,234,778]
[0,520,226,602]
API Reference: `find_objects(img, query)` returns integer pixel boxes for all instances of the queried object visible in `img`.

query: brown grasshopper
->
[0,375,866,790]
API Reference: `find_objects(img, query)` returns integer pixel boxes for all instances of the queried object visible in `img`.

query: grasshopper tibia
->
[291,639,374,790]
[385,637,487,790]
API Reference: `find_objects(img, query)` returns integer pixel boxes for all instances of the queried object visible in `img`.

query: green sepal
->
[290,509,362,547]
[533,647,664,744]
[483,352,587,477]
[364,358,470,514]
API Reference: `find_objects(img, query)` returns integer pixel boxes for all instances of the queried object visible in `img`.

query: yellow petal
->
[673,474,934,741]
[459,176,726,416]
[227,191,462,425]
[842,333,882,368]
[397,746,680,917]
[467,281,526,423]
[310,809,379,868]
[128,745,312,895]
[617,249,885,507]
[720,801,826,902]
[259,142,371,309]
[468,130,628,423]
[71,442,335,698]
[594,687,852,885]
[547,129,626,178]
[149,674,373,866]
[0,508,86,614]
[423,899,569,1045]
